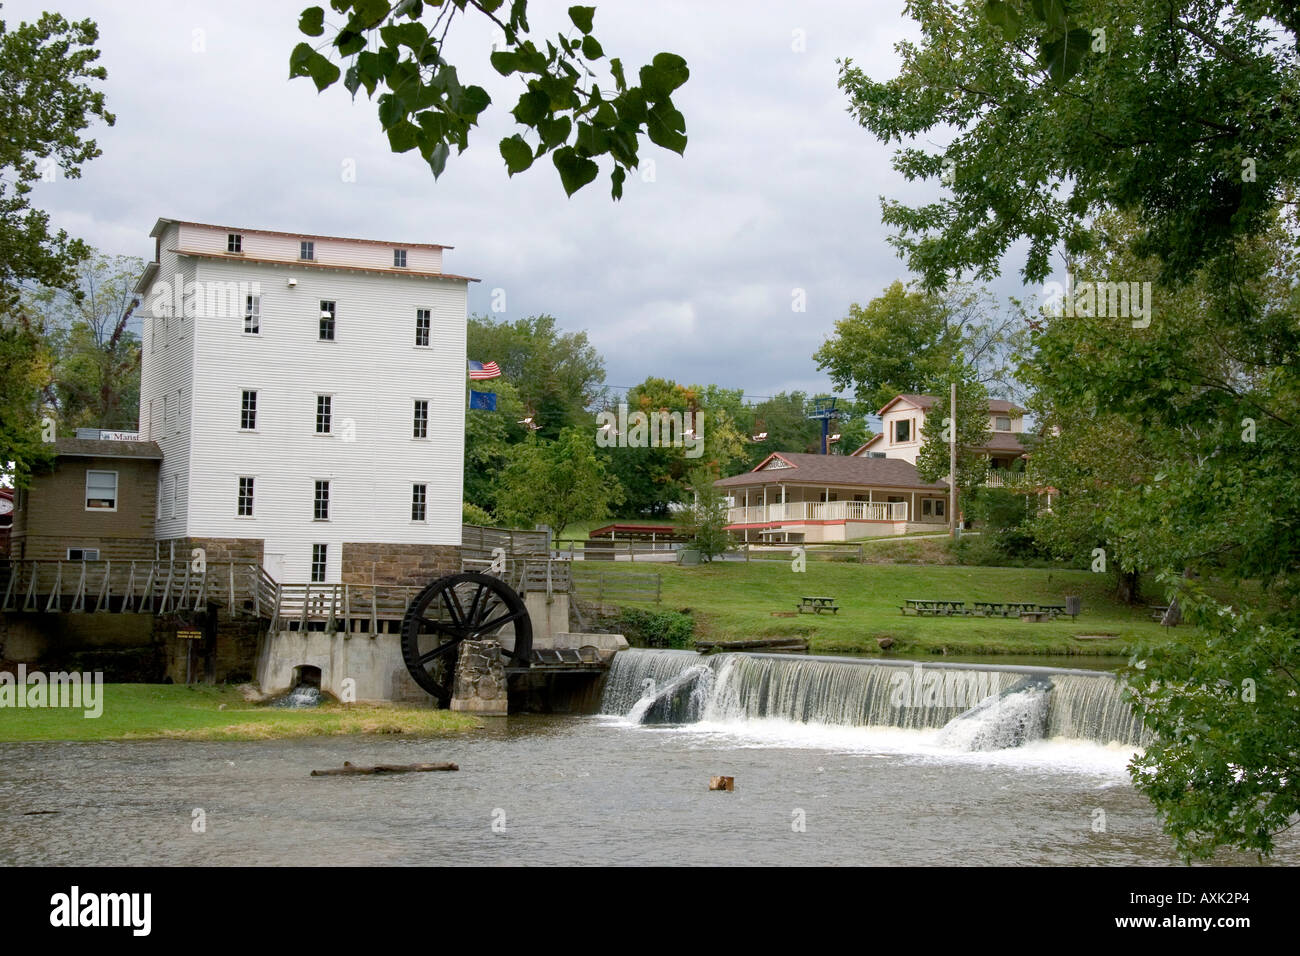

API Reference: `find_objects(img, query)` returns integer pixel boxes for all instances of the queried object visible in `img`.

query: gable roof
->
[714,452,948,491]
[876,393,1027,415]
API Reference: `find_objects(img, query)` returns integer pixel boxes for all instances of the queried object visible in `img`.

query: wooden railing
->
[571,566,662,604]
[727,500,909,524]
[0,560,265,616]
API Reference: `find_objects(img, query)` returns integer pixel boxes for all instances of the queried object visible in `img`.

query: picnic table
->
[901,598,967,616]
[798,596,840,614]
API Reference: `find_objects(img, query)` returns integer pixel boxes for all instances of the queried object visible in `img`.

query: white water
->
[601,650,1152,757]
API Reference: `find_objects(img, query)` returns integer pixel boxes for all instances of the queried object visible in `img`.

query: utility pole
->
[949,381,958,539]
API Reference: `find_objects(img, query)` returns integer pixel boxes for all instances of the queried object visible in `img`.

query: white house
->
[850,394,1027,484]
[134,218,474,584]
[717,393,1030,542]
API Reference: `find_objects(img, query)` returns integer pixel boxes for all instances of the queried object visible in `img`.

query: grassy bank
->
[0,684,479,742]
[599,559,1185,656]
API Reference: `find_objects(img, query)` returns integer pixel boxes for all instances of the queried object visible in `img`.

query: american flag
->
[468,360,501,380]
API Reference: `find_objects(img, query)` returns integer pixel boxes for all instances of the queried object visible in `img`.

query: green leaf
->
[512,88,550,125]
[568,6,596,34]
[983,1,1022,41]
[500,134,535,174]
[299,6,326,37]
[609,57,627,91]
[610,165,626,200]
[336,29,367,56]
[459,85,491,117]
[1040,28,1092,83]
[646,104,687,154]
[552,147,599,196]
[343,66,361,96]
[387,119,419,153]
[490,49,520,76]
[537,115,572,149]
[289,42,315,78]
[640,52,689,101]
[581,35,603,60]
[428,141,449,178]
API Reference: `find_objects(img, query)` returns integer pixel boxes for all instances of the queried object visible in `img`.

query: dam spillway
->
[600,649,1153,749]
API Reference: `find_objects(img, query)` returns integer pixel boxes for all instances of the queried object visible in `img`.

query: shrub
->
[617,607,694,649]
[462,502,496,526]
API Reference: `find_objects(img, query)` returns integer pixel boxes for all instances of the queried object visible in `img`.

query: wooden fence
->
[571,566,662,604]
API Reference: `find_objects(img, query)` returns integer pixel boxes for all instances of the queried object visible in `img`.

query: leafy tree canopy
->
[292,1,688,197]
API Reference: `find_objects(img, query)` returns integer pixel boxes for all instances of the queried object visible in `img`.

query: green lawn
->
[599,559,1185,656]
[0,684,480,742]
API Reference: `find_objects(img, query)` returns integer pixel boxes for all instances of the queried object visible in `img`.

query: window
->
[922,498,946,518]
[415,308,431,347]
[85,470,118,511]
[147,399,154,439]
[394,248,408,268]
[413,400,429,439]
[171,475,180,519]
[240,390,257,430]
[316,395,332,434]
[227,233,242,253]
[244,294,260,334]
[894,419,911,443]
[163,394,170,434]
[311,544,327,583]
[995,415,1011,431]
[175,387,183,436]
[314,480,330,520]
[319,300,336,341]
[67,548,100,561]
[238,477,255,517]
[300,240,315,260]
[412,483,427,521]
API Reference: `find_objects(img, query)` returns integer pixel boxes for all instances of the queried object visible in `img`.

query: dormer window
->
[300,240,315,261]
[995,416,1011,431]
[393,248,408,268]
[894,419,911,443]
[227,233,242,253]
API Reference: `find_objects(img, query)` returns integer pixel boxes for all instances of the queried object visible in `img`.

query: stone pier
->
[450,639,508,715]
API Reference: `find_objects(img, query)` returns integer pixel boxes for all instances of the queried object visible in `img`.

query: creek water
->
[0,650,1293,866]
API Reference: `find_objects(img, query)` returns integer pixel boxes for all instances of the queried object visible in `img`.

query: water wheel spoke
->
[477,608,526,634]
[417,614,464,642]
[416,640,460,666]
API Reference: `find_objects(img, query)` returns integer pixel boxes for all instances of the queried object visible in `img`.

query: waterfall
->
[601,649,1150,749]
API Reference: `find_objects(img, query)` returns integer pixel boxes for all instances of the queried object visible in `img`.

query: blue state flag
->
[469,390,498,411]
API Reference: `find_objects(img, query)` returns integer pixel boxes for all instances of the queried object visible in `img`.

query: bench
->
[798,596,840,615]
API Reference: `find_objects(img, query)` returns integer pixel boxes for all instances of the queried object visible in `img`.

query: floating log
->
[696,637,809,654]
[311,761,459,776]
[709,776,735,791]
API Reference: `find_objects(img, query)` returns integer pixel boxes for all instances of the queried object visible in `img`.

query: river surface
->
[1,714,1292,866]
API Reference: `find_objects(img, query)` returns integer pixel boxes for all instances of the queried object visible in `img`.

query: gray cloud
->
[14,0,1036,403]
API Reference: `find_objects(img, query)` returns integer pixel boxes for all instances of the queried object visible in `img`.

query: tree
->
[839,0,1300,288]
[463,378,528,514]
[814,281,1024,412]
[495,426,623,539]
[678,467,730,561]
[842,0,1300,859]
[22,252,145,432]
[913,376,992,524]
[0,310,55,488]
[291,2,688,197]
[467,313,605,439]
[0,12,115,306]
[0,10,114,484]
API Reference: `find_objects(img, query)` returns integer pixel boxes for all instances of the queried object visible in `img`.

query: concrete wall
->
[255,629,433,703]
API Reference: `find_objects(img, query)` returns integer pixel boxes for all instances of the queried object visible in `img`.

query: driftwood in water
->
[709,776,735,791]
[696,637,808,654]
[311,761,459,776]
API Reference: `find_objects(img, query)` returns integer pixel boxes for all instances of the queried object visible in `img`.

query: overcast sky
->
[14,0,1036,404]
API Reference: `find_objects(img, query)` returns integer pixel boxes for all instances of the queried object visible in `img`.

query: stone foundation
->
[340,542,460,587]
[450,639,508,715]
